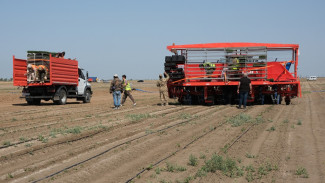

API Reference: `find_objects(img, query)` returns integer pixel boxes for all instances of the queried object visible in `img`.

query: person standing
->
[156,71,170,106]
[237,73,252,109]
[110,74,122,109]
[121,74,136,106]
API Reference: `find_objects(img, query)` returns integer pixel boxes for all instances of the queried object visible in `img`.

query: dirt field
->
[0,79,324,183]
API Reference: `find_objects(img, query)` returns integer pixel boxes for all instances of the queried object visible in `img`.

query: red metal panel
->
[267,62,295,82]
[50,56,78,86]
[13,56,27,86]
[167,42,299,51]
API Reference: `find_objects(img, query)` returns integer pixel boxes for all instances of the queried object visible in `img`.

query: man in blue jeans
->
[237,73,252,109]
[110,74,122,109]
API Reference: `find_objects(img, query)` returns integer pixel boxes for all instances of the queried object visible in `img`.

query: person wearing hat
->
[110,74,122,109]
[36,65,49,83]
[121,74,136,106]
[237,72,252,109]
[26,64,37,82]
[156,71,170,106]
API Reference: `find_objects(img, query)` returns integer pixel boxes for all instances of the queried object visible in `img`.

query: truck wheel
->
[83,90,91,103]
[55,89,67,105]
[33,99,41,105]
[26,98,41,105]
[26,99,34,105]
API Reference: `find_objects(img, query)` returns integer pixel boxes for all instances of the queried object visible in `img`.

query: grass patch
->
[155,167,161,174]
[3,141,11,146]
[165,162,187,172]
[245,153,256,158]
[178,113,197,119]
[38,135,48,143]
[19,137,27,142]
[126,113,157,122]
[283,119,289,123]
[227,113,252,127]
[297,119,302,125]
[199,154,243,178]
[188,154,198,166]
[267,126,276,131]
[295,167,309,178]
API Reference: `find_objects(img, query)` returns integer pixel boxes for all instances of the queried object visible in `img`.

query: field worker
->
[36,65,49,83]
[110,74,122,109]
[237,73,252,109]
[200,60,216,77]
[156,71,170,106]
[121,74,136,106]
[26,64,37,82]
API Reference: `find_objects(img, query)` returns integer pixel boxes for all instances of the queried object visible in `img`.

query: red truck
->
[165,43,301,105]
[13,51,92,105]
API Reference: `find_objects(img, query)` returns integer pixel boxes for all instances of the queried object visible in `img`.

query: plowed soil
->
[0,79,324,183]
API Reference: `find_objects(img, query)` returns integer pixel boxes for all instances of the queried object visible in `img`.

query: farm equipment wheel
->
[55,89,67,105]
[83,89,91,103]
[285,96,290,105]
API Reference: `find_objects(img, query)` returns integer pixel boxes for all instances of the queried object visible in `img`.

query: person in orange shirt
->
[35,65,49,83]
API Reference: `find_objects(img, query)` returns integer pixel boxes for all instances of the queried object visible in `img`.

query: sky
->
[1,0,324,79]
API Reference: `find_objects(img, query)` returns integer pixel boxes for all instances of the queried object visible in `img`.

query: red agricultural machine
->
[164,43,301,105]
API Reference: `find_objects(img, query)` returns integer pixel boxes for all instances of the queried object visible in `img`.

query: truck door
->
[77,69,86,95]
[13,56,27,86]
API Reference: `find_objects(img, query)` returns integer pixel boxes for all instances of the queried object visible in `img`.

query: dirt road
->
[0,79,324,183]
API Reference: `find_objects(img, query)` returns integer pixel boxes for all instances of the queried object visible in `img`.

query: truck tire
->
[83,89,91,103]
[26,98,41,105]
[55,89,67,105]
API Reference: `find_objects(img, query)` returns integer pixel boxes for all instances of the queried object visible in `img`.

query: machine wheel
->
[55,89,67,105]
[83,90,91,103]
[285,97,290,105]
[285,100,290,105]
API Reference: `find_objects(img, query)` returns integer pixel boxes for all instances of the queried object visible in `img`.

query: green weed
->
[166,162,186,172]
[245,153,256,158]
[295,167,309,178]
[155,167,161,174]
[227,113,252,127]
[126,113,157,122]
[297,120,302,125]
[267,126,276,131]
[188,154,198,166]
[3,141,11,146]
[201,154,243,178]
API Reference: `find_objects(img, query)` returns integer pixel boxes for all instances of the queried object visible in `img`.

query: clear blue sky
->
[1,0,324,79]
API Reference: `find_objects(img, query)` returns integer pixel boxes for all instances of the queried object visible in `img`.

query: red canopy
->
[167,42,299,51]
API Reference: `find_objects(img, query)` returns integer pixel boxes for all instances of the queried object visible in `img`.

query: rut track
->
[125,105,269,182]
[0,103,145,130]
[0,104,184,141]
[1,105,224,182]
[0,105,190,152]
[7,105,230,183]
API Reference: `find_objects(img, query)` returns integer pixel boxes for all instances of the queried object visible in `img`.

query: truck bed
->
[13,56,79,87]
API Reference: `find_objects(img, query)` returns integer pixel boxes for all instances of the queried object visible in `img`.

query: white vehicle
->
[307,76,317,81]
